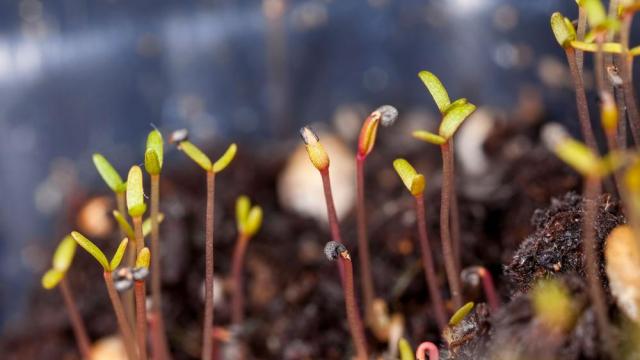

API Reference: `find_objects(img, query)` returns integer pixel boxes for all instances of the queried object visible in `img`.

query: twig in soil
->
[41,235,92,360]
[71,232,139,360]
[324,241,368,360]
[393,158,447,331]
[356,105,398,326]
[174,132,237,360]
[413,70,477,308]
[232,196,263,326]
[416,341,439,360]
[461,266,500,312]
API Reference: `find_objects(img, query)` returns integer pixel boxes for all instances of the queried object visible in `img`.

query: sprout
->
[71,231,128,272]
[357,105,398,158]
[392,158,426,196]
[126,166,147,217]
[449,302,474,327]
[300,126,329,171]
[235,196,263,237]
[92,153,126,193]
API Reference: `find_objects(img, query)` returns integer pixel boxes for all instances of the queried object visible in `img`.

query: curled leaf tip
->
[71,231,110,271]
[42,269,64,289]
[52,235,77,272]
[136,247,151,269]
[212,143,237,173]
[393,158,425,196]
[357,105,398,157]
[300,126,330,171]
[126,166,147,217]
[449,301,475,326]
[418,70,451,114]
[376,105,399,127]
[177,141,212,171]
[412,130,447,145]
[92,153,125,193]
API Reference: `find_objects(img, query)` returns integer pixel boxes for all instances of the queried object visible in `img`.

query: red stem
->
[320,168,343,243]
[565,48,599,153]
[202,171,216,360]
[339,255,368,359]
[476,267,500,312]
[117,191,136,332]
[416,341,439,360]
[619,13,640,145]
[440,142,463,308]
[355,155,375,323]
[582,177,610,347]
[414,195,448,331]
[449,139,462,272]
[104,271,139,360]
[231,233,250,326]
[59,278,92,360]
[135,281,148,360]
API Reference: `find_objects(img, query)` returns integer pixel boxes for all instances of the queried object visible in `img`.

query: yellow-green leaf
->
[136,247,151,269]
[398,338,414,360]
[92,153,125,193]
[554,138,603,177]
[449,302,474,326]
[146,129,164,169]
[71,231,109,271]
[113,210,135,240]
[145,149,162,176]
[570,40,623,53]
[42,269,64,289]
[244,206,263,237]
[236,195,251,231]
[178,141,212,171]
[551,12,577,48]
[212,143,237,173]
[393,158,425,196]
[301,127,330,171]
[142,213,165,237]
[52,235,77,272]
[584,0,607,28]
[418,71,451,114]
[439,102,476,139]
[126,166,147,217]
[412,130,447,145]
[532,279,576,331]
[110,238,129,271]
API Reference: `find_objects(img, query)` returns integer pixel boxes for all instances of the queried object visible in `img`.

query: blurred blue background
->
[0,0,585,329]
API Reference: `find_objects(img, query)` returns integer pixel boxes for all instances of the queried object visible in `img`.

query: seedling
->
[460,266,500,312]
[543,123,615,343]
[355,105,398,326]
[174,132,237,360]
[448,301,474,327]
[135,248,151,360]
[413,70,476,308]
[393,158,447,330]
[324,241,368,359]
[70,231,138,360]
[41,235,91,359]
[231,195,263,326]
[416,341,439,360]
[532,279,577,333]
[143,129,170,360]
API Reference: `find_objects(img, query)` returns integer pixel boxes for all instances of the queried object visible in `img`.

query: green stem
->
[355,155,375,324]
[414,195,447,331]
[104,271,139,360]
[135,281,148,360]
[202,171,215,360]
[441,142,463,308]
[60,278,92,360]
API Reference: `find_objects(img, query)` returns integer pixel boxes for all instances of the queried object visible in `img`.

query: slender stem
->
[59,278,92,360]
[449,139,462,272]
[582,177,610,348]
[355,155,375,324]
[202,171,215,360]
[231,233,249,326]
[338,254,368,360]
[135,281,148,360]
[320,168,343,244]
[133,216,144,253]
[414,195,448,331]
[149,175,170,360]
[475,267,500,312]
[117,191,136,332]
[566,48,599,153]
[104,271,139,360]
[416,341,439,360]
[440,142,463,308]
[576,7,587,75]
[595,34,607,98]
[619,13,640,145]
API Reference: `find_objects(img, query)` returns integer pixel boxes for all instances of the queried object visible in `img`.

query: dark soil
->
[0,112,627,359]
